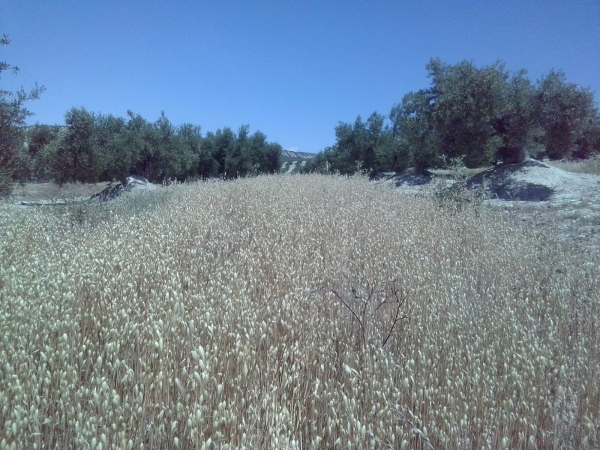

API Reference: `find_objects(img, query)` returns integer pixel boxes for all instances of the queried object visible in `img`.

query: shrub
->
[433,156,490,213]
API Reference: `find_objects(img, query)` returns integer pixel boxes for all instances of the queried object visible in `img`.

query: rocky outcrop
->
[90,176,157,202]
[394,171,433,187]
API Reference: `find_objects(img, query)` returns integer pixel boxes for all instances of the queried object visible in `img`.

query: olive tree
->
[426,58,509,167]
[50,107,106,184]
[535,70,598,160]
[0,34,44,196]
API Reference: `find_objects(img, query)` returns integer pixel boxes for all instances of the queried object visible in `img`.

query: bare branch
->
[395,409,435,450]
[330,288,366,346]
[365,431,394,449]
[325,278,409,350]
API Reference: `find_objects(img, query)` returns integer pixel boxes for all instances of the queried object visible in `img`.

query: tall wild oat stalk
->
[0,175,598,449]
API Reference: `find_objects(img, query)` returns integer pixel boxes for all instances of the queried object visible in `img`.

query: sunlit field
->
[1,175,599,449]
[546,156,600,175]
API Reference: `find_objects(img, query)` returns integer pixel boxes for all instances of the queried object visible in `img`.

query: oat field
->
[1,175,599,449]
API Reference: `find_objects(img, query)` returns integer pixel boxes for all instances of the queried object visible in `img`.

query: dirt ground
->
[8,181,110,203]
[482,161,600,257]
[394,160,600,258]
[494,197,600,259]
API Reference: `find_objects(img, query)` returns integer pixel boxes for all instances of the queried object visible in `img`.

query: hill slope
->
[280,150,315,174]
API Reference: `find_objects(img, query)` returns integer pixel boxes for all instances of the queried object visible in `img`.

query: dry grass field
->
[8,181,110,204]
[1,175,599,449]
[546,157,600,176]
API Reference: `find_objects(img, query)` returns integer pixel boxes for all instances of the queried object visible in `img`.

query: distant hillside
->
[280,150,315,174]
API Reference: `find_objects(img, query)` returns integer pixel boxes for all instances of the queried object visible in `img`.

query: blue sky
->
[2,1,599,154]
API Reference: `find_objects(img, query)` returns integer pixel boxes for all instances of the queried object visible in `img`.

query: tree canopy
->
[305,58,599,176]
[6,107,281,187]
[3,45,599,191]
[40,109,283,185]
[0,33,282,193]
[0,34,44,196]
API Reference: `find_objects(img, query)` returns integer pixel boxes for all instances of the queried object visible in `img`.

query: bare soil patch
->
[394,160,600,256]
[482,161,600,255]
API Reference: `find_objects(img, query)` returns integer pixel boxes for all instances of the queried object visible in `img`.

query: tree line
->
[0,36,282,196]
[1,35,45,196]
[304,58,600,176]
[21,109,282,185]
[3,33,600,196]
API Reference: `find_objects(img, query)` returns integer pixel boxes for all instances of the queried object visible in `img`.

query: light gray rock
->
[90,176,157,202]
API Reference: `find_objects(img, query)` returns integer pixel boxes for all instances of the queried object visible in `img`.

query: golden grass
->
[546,156,600,175]
[8,181,109,203]
[0,175,598,449]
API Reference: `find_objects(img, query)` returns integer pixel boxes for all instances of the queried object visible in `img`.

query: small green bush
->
[433,156,490,213]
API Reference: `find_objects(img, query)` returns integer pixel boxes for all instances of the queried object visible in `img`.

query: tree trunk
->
[500,146,526,164]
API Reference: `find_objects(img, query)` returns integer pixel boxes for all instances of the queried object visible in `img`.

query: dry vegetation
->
[546,156,600,175]
[1,175,599,449]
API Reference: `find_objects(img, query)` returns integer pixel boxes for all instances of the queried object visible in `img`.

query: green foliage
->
[51,107,104,184]
[0,34,44,196]
[433,156,490,213]
[195,140,220,179]
[224,125,251,177]
[385,59,598,171]
[152,112,201,181]
[389,90,443,173]
[24,105,280,184]
[26,125,61,180]
[125,111,160,181]
[313,57,597,177]
[6,44,598,188]
[94,114,129,183]
[535,70,598,160]
[427,59,509,167]
[247,131,282,175]
[495,70,536,163]
[333,113,386,175]
[573,113,600,159]
[302,148,334,174]
[204,125,281,179]
[303,112,398,177]
[176,123,204,179]
[204,127,235,177]
[260,142,283,174]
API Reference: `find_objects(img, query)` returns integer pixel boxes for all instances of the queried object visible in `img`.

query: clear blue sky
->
[2,1,599,154]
